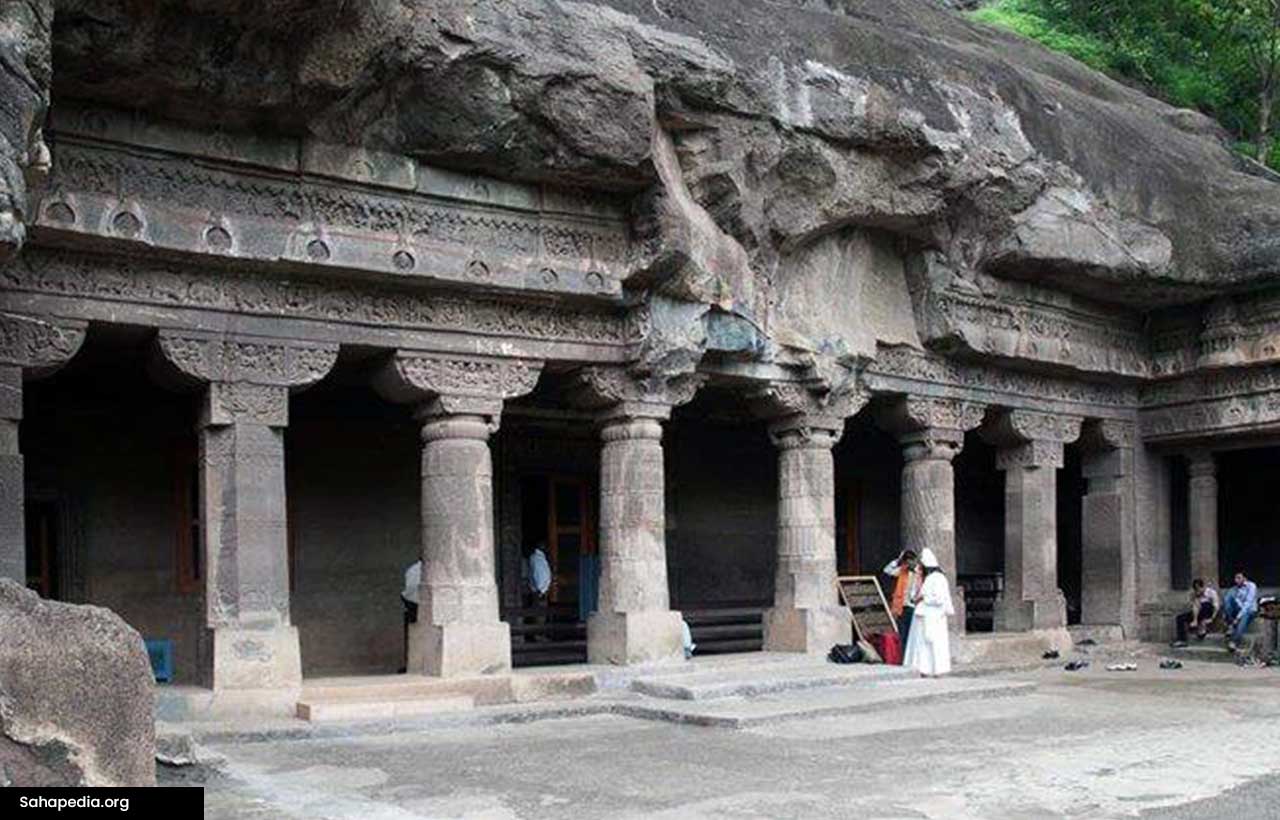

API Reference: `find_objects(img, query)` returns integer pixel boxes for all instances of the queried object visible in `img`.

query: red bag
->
[870,631,903,666]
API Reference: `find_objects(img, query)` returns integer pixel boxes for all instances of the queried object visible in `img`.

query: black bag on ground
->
[828,643,863,664]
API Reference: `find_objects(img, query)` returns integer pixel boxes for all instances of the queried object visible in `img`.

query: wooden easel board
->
[837,575,897,641]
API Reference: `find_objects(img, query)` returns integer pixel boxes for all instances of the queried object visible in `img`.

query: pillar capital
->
[876,395,986,437]
[154,331,338,427]
[900,428,966,462]
[1079,419,1136,452]
[752,381,867,448]
[374,352,543,430]
[0,312,86,381]
[1186,449,1217,478]
[573,366,704,422]
[982,409,1082,470]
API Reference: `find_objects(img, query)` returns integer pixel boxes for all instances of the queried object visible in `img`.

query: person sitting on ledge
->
[1171,578,1219,648]
[1222,571,1259,652]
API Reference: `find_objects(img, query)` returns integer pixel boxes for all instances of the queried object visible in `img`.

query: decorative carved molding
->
[573,366,706,421]
[156,332,337,388]
[206,382,290,427]
[866,346,1136,409]
[1139,364,1280,440]
[1079,418,1137,451]
[750,380,868,447]
[7,248,636,348]
[876,395,987,439]
[918,283,1150,378]
[374,353,543,423]
[983,409,1083,469]
[995,439,1066,470]
[38,131,629,296]
[0,312,86,372]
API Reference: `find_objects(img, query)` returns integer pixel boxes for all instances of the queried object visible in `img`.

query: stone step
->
[630,660,912,701]
[617,678,1037,729]
[296,694,475,722]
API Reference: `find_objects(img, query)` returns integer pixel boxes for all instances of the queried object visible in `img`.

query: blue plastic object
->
[145,639,174,683]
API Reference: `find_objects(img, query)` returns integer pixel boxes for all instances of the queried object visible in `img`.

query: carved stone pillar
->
[0,314,86,583]
[754,383,866,653]
[375,353,542,677]
[876,396,986,635]
[1186,450,1219,588]
[982,410,1082,632]
[574,367,702,665]
[1080,421,1138,633]
[155,332,337,698]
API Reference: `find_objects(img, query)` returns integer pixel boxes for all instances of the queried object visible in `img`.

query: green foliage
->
[971,0,1280,170]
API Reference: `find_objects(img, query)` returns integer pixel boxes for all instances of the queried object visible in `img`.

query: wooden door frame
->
[544,474,596,603]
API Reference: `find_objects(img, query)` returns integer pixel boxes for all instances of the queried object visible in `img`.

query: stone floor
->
[172,653,1280,819]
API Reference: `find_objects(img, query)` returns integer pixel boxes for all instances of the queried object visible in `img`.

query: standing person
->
[523,542,553,639]
[1222,571,1259,651]
[902,548,955,678]
[399,558,421,673]
[883,549,921,646]
[1171,578,1219,647]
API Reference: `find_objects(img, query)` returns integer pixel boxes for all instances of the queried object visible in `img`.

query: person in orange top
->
[883,549,922,647]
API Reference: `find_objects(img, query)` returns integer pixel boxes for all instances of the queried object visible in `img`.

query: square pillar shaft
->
[995,442,1066,631]
[1081,447,1136,632]
[0,366,23,584]
[1187,453,1219,587]
[411,413,510,677]
[763,424,851,653]
[588,415,683,665]
[200,391,301,695]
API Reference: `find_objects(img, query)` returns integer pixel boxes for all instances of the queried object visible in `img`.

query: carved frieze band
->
[865,346,1136,410]
[1140,365,1280,439]
[37,129,629,298]
[573,366,706,422]
[6,249,637,348]
[374,353,544,423]
[1079,419,1137,451]
[0,312,86,370]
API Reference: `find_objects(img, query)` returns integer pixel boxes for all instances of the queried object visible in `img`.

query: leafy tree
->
[971,0,1280,169]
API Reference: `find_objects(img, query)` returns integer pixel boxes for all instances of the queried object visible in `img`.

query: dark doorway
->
[1218,447,1280,587]
[512,473,596,666]
[1057,444,1085,626]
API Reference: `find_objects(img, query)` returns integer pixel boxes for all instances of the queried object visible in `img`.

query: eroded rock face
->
[0,580,156,787]
[0,0,53,264]
[2,0,1277,374]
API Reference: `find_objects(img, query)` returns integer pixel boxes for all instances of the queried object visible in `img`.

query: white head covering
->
[919,548,941,569]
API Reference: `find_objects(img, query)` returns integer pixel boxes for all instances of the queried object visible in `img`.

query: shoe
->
[1043,650,1060,659]
[1170,641,1188,648]
[1159,659,1183,670]
[1064,660,1089,671]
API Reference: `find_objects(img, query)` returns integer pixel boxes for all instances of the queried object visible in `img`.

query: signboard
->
[837,575,897,641]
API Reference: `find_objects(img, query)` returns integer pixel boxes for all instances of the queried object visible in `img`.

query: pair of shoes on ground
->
[1106,662,1138,672]
[1063,660,1089,671]
[1159,659,1183,670]
[1170,640,1189,648]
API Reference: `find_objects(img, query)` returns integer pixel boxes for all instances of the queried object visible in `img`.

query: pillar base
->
[211,624,302,692]
[410,621,512,677]
[763,605,852,653]
[993,591,1066,632]
[587,610,684,666]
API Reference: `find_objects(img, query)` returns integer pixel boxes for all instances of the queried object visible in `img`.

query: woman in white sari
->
[902,548,955,677]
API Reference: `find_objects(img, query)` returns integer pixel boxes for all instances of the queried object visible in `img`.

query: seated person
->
[1222,571,1259,651]
[1171,578,1218,647]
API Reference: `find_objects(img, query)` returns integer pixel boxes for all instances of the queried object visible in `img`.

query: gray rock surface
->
[0,0,53,264]
[0,579,156,786]
[1,0,1277,367]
